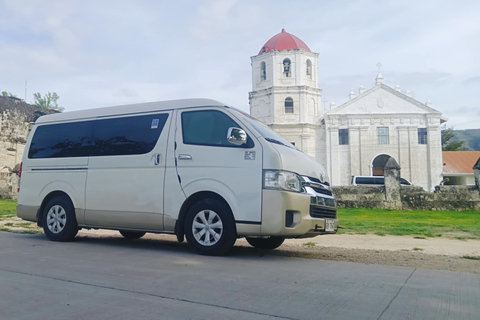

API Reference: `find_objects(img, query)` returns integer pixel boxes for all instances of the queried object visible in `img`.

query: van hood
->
[270,143,329,184]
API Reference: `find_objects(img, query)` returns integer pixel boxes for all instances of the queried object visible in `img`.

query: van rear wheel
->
[42,196,78,242]
[119,230,146,239]
[184,199,236,255]
[246,236,285,250]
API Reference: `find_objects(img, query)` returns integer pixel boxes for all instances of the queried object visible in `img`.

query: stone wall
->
[332,162,480,211]
[0,96,57,199]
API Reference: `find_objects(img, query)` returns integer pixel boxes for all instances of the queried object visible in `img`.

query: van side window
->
[182,110,250,148]
[29,121,94,158]
[93,114,168,156]
[355,177,372,185]
[28,113,168,159]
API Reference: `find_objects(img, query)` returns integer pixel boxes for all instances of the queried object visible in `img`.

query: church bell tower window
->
[285,97,294,113]
[283,58,291,77]
[260,61,266,81]
[306,59,312,79]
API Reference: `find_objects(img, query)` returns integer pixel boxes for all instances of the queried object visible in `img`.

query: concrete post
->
[473,157,480,190]
[384,158,402,209]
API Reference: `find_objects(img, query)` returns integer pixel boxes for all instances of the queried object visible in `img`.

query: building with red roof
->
[442,151,480,185]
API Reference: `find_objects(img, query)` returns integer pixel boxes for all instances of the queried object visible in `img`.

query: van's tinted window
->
[182,110,251,148]
[29,121,94,158]
[94,114,168,156]
[400,178,411,185]
[356,177,374,185]
[28,113,168,158]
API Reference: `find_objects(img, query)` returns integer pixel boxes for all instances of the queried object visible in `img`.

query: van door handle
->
[154,154,161,165]
[178,154,192,160]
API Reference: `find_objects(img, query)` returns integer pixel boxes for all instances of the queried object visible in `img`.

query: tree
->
[33,92,64,111]
[441,125,468,151]
[1,91,16,97]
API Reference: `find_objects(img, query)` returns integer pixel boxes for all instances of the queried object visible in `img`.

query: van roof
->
[35,98,227,124]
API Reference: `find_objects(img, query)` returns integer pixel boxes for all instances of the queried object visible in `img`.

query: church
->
[249,29,444,191]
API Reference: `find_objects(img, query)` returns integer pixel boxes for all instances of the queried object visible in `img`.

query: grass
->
[413,247,424,251]
[0,199,40,233]
[303,242,316,247]
[0,199,17,220]
[337,208,480,239]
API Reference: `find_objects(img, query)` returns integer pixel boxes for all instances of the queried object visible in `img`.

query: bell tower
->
[249,29,323,156]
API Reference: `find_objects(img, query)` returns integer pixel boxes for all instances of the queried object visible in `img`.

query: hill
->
[453,129,480,150]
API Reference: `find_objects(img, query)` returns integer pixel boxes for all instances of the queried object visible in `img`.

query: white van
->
[17,99,337,255]
[351,176,412,186]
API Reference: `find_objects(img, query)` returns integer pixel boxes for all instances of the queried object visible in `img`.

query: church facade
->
[249,29,444,191]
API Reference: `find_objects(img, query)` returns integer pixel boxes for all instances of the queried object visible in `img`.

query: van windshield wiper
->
[265,137,289,147]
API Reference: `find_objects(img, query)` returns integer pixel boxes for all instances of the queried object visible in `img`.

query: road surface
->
[0,232,478,320]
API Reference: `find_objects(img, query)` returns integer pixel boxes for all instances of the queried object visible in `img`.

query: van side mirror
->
[227,127,247,146]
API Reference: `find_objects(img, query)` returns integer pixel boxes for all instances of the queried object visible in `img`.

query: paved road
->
[0,231,478,320]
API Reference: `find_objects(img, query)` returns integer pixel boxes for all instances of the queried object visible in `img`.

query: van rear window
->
[28,113,168,158]
[28,121,94,158]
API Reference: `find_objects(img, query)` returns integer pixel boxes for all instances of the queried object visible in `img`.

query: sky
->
[1,0,480,129]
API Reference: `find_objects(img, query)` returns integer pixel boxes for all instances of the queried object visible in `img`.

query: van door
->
[84,112,172,230]
[174,108,263,224]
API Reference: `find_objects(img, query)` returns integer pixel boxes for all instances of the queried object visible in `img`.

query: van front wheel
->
[246,236,285,250]
[184,199,236,255]
[42,196,78,242]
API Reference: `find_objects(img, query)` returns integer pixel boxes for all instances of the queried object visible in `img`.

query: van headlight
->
[263,170,302,193]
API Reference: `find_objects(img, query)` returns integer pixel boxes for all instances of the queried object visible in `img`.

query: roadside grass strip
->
[337,208,480,239]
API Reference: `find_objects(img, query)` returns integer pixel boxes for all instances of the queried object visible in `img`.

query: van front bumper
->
[259,189,338,238]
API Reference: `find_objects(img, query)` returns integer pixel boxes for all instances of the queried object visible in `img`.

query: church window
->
[339,129,349,145]
[285,97,294,113]
[283,58,291,77]
[418,128,427,144]
[260,62,266,81]
[306,60,312,79]
[377,127,389,144]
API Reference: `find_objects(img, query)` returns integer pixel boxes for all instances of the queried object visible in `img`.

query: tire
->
[119,230,146,239]
[246,236,285,250]
[42,196,78,242]
[184,199,237,256]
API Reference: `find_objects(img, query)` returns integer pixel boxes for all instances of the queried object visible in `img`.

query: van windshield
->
[230,109,295,149]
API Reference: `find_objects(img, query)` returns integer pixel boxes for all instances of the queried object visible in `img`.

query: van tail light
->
[17,162,22,192]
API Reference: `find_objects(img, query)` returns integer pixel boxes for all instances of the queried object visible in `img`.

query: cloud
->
[462,76,480,85]
[190,0,237,41]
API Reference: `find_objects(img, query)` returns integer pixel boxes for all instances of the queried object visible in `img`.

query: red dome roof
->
[259,29,311,54]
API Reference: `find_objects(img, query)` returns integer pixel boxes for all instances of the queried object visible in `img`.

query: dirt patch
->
[68,229,480,274]
[2,218,479,274]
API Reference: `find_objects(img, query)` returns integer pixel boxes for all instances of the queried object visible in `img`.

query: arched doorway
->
[372,154,392,176]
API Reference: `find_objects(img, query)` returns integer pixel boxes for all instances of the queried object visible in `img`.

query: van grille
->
[305,176,330,186]
[310,186,333,196]
[310,205,337,219]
